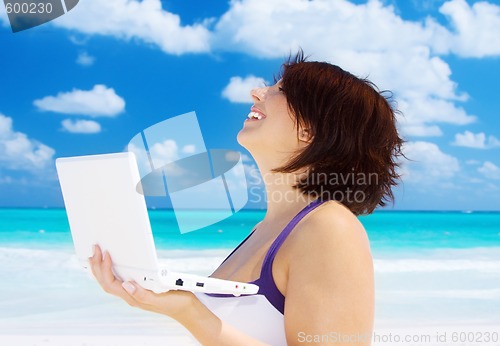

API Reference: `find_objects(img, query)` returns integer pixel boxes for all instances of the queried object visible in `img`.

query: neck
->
[255,157,316,223]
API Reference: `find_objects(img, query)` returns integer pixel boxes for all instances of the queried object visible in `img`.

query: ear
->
[298,128,313,143]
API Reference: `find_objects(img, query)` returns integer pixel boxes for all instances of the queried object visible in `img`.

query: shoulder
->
[287,200,371,261]
[282,203,375,343]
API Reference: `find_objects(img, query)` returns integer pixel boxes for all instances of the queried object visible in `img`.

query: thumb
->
[122,281,137,295]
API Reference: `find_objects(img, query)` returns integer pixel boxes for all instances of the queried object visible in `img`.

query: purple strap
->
[207,198,326,315]
[253,198,325,314]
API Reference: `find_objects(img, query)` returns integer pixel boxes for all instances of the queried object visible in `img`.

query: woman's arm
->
[89,202,374,346]
[89,245,270,346]
[283,204,375,345]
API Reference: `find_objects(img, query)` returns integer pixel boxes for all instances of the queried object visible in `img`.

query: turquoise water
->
[1,208,499,250]
[1,208,499,327]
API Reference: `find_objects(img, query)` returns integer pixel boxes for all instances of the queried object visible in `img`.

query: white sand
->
[2,325,499,345]
[2,247,499,345]
[0,335,196,346]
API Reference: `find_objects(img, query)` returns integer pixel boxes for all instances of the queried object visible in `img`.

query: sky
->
[0,0,499,211]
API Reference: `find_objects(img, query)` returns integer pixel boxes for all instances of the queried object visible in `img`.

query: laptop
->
[56,152,258,296]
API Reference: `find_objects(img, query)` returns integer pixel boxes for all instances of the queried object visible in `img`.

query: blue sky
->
[0,0,499,210]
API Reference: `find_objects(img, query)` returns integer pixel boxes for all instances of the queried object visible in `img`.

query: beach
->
[1,209,499,345]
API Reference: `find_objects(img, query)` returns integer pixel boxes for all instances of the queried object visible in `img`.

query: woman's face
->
[237,81,306,165]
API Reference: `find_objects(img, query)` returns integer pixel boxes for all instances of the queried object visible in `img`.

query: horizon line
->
[0,206,499,213]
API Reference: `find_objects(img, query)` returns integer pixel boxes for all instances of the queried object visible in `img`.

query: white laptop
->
[56,152,258,296]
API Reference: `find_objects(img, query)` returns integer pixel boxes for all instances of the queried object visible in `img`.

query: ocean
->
[2,208,499,250]
[1,208,499,342]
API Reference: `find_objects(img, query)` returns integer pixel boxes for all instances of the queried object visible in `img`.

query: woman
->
[90,52,404,345]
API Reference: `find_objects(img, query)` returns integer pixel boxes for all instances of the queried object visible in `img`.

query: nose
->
[250,86,267,102]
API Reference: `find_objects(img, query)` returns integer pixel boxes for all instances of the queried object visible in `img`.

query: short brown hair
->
[273,51,405,215]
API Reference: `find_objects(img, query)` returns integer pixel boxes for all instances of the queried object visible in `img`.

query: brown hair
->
[273,51,405,215]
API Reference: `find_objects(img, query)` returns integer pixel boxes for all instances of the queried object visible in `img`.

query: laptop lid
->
[56,152,160,281]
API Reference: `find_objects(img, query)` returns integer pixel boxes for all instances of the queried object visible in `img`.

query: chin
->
[236,127,251,148]
[237,127,263,156]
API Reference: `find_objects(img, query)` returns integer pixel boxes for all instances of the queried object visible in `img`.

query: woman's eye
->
[278,87,284,92]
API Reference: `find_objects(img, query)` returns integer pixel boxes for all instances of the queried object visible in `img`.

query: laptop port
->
[175,278,184,286]
[196,282,204,287]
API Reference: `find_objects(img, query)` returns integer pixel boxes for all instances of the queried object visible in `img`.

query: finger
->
[121,283,195,317]
[121,281,158,310]
[122,281,150,302]
[90,250,141,307]
[121,281,180,313]
[97,251,123,294]
[101,251,119,284]
[88,244,103,280]
[87,245,153,309]
[95,251,124,294]
[89,246,118,291]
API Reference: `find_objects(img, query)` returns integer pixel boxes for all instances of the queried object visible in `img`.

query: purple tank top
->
[206,198,326,314]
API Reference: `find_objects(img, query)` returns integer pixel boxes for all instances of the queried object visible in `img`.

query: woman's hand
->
[88,244,197,321]
[88,244,270,345]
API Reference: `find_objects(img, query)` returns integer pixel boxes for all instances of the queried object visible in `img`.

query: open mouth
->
[246,111,266,121]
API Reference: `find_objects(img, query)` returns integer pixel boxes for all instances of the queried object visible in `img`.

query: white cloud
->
[149,139,179,168]
[45,0,500,61]
[452,130,500,149]
[214,0,445,58]
[439,0,500,58]
[34,84,125,117]
[69,35,90,46]
[222,75,267,103]
[181,144,196,154]
[240,153,253,163]
[213,0,492,137]
[214,0,500,58]
[243,162,263,186]
[400,141,460,183]
[0,115,10,136]
[0,113,55,170]
[478,161,500,180]
[225,151,239,162]
[129,139,192,180]
[52,0,211,55]
[127,142,152,177]
[61,119,101,134]
[76,51,95,66]
[466,159,480,165]
[39,0,499,140]
[401,124,443,137]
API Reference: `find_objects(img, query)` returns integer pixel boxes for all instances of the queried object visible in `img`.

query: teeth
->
[247,111,263,120]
